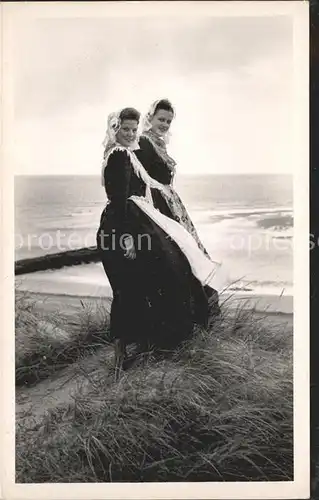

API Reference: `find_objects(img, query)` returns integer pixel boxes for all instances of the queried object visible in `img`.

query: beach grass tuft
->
[16,290,293,482]
[15,289,112,386]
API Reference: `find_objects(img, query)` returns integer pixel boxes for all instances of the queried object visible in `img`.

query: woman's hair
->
[119,107,140,123]
[153,99,175,116]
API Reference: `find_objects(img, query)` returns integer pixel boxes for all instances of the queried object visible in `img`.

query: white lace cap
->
[141,99,175,144]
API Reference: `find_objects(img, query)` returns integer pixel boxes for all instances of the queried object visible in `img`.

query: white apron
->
[102,145,228,293]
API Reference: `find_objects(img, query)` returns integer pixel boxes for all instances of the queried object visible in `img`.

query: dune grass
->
[15,290,111,386]
[16,292,293,483]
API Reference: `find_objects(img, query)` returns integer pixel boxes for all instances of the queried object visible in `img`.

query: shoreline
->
[16,287,293,318]
[16,273,293,318]
[15,248,293,316]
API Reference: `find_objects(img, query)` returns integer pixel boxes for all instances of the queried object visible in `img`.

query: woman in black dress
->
[96,107,219,374]
[135,99,221,308]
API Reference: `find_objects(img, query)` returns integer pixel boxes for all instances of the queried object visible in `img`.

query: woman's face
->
[116,119,139,147]
[150,109,174,136]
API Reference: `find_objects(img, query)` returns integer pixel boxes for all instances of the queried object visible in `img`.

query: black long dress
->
[135,133,220,308]
[96,147,209,349]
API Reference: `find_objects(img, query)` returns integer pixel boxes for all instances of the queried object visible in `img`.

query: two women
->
[97,105,223,371]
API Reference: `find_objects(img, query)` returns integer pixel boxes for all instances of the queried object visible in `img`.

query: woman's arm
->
[104,149,136,259]
[104,149,133,236]
[135,137,155,170]
[136,136,173,185]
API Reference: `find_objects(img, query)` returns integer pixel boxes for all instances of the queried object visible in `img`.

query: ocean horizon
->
[15,173,293,297]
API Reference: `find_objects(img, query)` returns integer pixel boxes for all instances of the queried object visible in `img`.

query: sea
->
[15,174,293,297]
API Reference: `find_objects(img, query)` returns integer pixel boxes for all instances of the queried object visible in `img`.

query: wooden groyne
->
[15,246,100,275]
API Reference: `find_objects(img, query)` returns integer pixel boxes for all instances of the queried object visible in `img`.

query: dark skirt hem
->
[97,200,209,347]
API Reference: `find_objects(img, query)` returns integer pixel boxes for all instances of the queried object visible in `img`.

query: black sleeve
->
[136,137,173,185]
[135,137,155,170]
[104,150,132,233]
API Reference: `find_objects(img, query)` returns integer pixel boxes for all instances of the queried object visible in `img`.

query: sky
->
[11,13,294,176]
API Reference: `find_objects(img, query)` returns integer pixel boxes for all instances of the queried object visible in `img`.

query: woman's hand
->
[123,235,136,260]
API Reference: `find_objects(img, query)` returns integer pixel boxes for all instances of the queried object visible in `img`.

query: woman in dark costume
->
[135,99,221,308]
[96,108,223,374]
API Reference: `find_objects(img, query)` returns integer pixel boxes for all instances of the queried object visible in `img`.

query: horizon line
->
[14,172,293,177]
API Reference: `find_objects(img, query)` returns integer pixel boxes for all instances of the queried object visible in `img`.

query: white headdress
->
[100,109,141,186]
[102,111,121,152]
[141,100,160,133]
[102,110,141,153]
[141,99,175,144]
